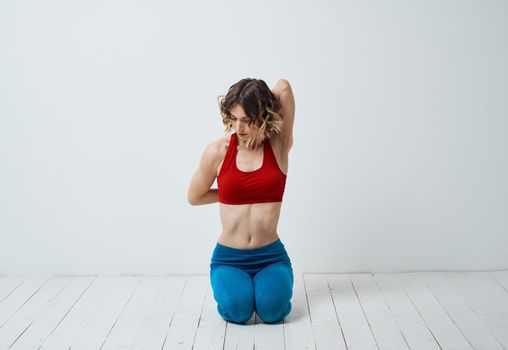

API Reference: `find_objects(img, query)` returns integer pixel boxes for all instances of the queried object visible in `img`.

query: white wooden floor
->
[0,272,508,350]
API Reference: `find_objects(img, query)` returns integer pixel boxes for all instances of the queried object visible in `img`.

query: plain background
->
[1,0,507,275]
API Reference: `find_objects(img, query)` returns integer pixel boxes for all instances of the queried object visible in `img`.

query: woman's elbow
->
[188,193,200,206]
[187,189,200,206]
[277,79,291,91]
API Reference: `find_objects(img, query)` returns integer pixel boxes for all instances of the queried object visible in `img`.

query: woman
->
[187,78,295,324]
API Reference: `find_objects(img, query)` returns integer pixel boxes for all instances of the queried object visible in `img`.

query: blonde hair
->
[217,78,283,150]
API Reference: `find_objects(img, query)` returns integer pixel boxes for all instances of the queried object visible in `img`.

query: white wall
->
[1,0,507,275]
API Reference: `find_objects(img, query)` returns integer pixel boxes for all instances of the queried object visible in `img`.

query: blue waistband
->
[214,238,285,254]
[210,238,291,271]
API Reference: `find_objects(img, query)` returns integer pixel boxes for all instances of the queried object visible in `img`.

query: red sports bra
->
[217,133,287,205]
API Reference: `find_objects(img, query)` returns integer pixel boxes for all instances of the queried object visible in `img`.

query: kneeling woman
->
[187,78,295,324]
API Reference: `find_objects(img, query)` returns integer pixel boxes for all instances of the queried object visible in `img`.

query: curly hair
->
[217,78,283,150]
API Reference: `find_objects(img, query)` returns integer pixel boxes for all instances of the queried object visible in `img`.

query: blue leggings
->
[209,238,294,324]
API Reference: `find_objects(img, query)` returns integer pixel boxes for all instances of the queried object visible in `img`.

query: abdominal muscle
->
[218,201,282,249]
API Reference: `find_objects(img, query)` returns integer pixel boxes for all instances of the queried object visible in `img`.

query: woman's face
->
[228,104,260,140]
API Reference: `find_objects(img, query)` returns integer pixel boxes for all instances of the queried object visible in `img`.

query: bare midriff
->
[218,201,282,249]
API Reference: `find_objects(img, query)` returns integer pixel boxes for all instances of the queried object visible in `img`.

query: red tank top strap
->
[218,133,237,178]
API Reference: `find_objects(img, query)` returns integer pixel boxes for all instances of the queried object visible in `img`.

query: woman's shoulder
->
[215,134,231,151]
[203,134,231,164]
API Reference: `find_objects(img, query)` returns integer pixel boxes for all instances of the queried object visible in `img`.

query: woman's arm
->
[271,79,295,152]
[190,188,218,205]
[271,79,287,100]
[187,141,220,205]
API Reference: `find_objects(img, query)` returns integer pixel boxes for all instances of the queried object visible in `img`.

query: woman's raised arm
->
[271,79,295,152]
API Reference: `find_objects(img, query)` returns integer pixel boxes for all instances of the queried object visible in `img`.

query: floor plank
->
[350,273,409,349]
[130,276,187,350]
[0,276,69,349]
[374,273,441,350]
[70,276,141,350]
[328,274,378,350]
[304,274,347,349]
[10,276,95,350]
[284,272,317,350]
[419,272,504,350]
[443,272,508,348]
[161,275,208,350]
[0,276,50,327]
[40,276,119,350]
[395,272,474,350]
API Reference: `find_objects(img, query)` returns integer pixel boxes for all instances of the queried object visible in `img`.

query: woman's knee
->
[217,298,254,324]
[214,289,255,323]
[255,283,292,323]
[253,263,294,323]
[256,299,292,324]
[210,266,255,323]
